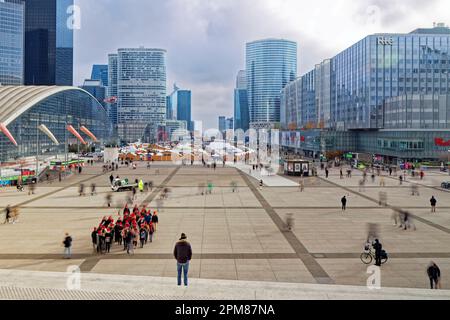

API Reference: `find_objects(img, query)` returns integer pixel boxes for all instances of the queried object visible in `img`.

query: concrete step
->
[0,269,449,300]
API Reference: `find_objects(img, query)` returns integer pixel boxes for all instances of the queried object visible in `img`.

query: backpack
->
[63,236,72,247]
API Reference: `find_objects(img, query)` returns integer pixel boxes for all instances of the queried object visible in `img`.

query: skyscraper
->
[107,54,118,127]
[218,116,226,133]
[234,70,249,132]
[24,0,74,85]
[236,70,247,89]
[167,84,192,131]
[91,64,108,86]
[117,48,167,143]
[177,90,192,131]
[246,39,297,129]
[0,0,24,85]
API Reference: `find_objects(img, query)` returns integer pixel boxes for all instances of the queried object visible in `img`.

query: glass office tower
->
[234,70,249,132]
[24,0,73,85]
[91,65,108,86]
[177,90,192,131]
[331,28,450,129]
[117,48,167,143]
[107,54,118,127]
[0,0,24,85]
[246,39,297,129]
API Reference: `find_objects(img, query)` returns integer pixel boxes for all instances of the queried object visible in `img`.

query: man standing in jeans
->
[63,233,73,259]
[173,233,192,286]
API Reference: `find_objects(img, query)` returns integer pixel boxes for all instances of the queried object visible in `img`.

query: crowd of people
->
[91,204,159,255]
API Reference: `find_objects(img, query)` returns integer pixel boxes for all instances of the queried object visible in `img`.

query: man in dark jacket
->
[427,262,441,289]
[91,228,98,252]
[373,239,382,266]
[341,196,347,211]
[173,233,192,286]
[430,196,437,213]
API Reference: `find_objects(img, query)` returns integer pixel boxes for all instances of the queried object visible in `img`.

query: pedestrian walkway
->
[231,163,298,187]
[0,269,449,300]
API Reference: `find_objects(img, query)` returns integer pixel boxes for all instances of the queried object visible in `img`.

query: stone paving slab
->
[0,269,449,300]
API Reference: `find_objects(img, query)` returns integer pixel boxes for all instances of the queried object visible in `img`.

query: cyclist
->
[373,239,382,266]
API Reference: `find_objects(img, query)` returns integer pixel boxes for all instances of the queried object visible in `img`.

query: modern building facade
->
[218,116,226,133]
[116,48,167,143]
[0,0,24,85]
[246,39,297,129]
[91,64,108,86]
[234,70,250,132]
[164,120,187,141]
[107,54,118,127]
[24,0,74,86]
[236,70,247,90]
[166,84,191,131]
[281,25,450,162]
[80,79,106,109]
[0,86,111,162]
[226,117,234,130]
[177,90,192,131]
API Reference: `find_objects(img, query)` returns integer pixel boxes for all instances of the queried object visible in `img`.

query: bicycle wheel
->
[381,255,388,264]
[360,252,372,264]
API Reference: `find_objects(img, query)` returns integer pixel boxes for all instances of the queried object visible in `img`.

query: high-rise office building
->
[167,84,192,131]
[226,117,234,130]
[177,90,192,131]
[91,64,108,86]
[24,0,74,85]
[218,116,226,133]
[246,39,297,129]
[236,70,247,89]
[281,24,450,162]
[117,47,167,143]
[80,79,106,108]
[107,54,118,127]
[234,70,249,132]
[0,0,24,85]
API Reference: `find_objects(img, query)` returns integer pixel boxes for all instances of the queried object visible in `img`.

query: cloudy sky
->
[74,0,449,129]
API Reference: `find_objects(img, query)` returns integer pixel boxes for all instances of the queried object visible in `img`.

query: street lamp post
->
[35,121,39,183]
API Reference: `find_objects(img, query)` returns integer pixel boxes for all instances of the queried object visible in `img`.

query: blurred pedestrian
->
[341,196,347,211]
[91,183,97,196]
[62,233,73,259]
[430,196,437,213]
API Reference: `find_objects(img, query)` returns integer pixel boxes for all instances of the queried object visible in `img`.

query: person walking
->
[79,184,85,196]
[109,174,114,185]
[173,233,192,286]
[138,179,144,193]
[63,233,73,259]
[148,221,155,243]
[91,227,98,252]
[299,178,304,192]
[325,168,329,178]
[259,180,264,190]
[430,196,437,213]
[341,196,347,211]
[379,177,385,187]
[373,239,382,266]
[427,262,441,289]
[151,212,158,232]
[139,227,146,248]
[3,205,11,224]
[91,183,97,196]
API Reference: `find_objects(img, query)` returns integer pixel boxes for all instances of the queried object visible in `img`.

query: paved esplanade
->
[1,163,450,293]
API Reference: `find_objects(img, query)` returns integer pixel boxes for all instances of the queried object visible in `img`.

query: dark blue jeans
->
[177,262,189,286]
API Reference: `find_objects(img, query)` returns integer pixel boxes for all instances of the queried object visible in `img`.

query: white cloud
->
[74,0,449,129]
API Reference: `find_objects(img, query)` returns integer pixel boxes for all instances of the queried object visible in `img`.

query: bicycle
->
[360,245,388,265]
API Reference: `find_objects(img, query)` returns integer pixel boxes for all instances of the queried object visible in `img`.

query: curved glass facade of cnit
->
[0,87,111,162]
[246,39,297,127]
